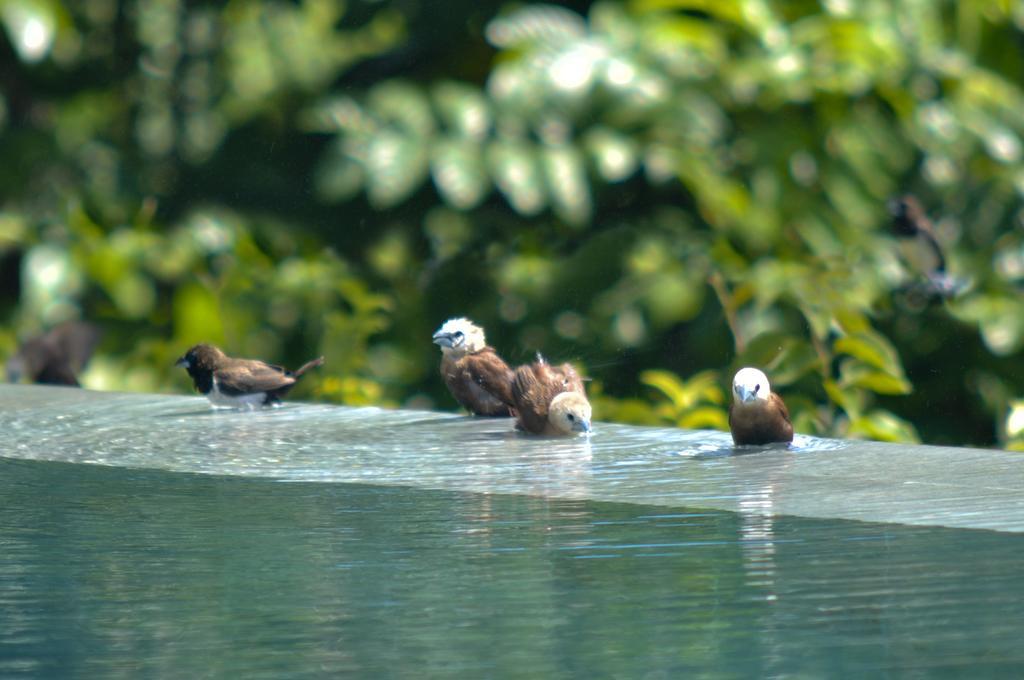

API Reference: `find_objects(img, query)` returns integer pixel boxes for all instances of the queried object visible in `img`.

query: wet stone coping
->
[1,385,1021,533]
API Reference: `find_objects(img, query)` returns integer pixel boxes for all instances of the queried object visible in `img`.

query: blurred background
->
[1,0,1023,448]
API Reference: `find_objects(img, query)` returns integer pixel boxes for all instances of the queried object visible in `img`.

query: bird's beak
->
[174,356,189,368]
[432,332,454,348]
[737,386,754,403]
[574,418,592,433]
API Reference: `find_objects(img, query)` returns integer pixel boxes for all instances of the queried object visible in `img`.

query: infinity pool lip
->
[2,383,1023,534]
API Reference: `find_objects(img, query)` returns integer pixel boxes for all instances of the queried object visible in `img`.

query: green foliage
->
[2,0,1024,447]
[640,369,729,431]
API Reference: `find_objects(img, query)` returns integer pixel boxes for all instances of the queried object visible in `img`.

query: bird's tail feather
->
[291,356,325,378]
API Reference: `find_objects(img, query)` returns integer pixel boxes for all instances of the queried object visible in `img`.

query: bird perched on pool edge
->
[509,356,591,436]
[6,320,102,386]
[729,367,793,446]
[432,318,514,417]
[175,343,324,408]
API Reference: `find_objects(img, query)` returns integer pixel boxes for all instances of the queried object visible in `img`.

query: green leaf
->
[174,283,224,346]
[488,140,546,216]
[485,5,586,49]
[431,138,489,210]
[365,131,429,208]
[741,333,820,386]
[641,369,723,411]
[640,369,688,408]
[541,144,592,226]
[839,361,912,395]
[679,406,729,431]
[834,329,905,376]
[823,378,863,418]
[848,410,920,443]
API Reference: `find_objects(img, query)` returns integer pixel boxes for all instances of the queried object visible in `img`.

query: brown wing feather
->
[215,361,295,396]
[769,393,792,428]
[511,364,550,434]
[512,361,580,434]
[441,348,513,416]
[551,362,586,395]
[465,348,515,406]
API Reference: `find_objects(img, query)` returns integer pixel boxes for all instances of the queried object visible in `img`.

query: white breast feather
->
[207,378,267,409]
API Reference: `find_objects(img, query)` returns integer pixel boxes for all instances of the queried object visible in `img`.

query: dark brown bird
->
[509,356,591,436]
[175,343,324,408]
[887,195,962,298]
[432,318,514,417]
[728,367,793,446]
[888,195,946,273]
[6,321,102,386]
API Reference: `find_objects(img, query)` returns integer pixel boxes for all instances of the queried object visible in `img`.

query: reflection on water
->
[1,457,1023,678]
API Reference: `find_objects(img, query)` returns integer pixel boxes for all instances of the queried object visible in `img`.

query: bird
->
[6,320,102,386]
[508,356,592,436]
[728,367,793,446]
[432,317,515,417]
[175,343,324,408]
[887,195,962,298]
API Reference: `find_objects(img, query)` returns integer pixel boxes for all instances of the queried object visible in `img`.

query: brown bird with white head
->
[432,317,515,417]
[509,355,592,436]
[728,367,793,446]
[175,343,323,408]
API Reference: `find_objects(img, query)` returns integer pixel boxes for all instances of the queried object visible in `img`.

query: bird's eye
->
[453,331,464,339]
[567,414,575,421]
[754,384,760,393]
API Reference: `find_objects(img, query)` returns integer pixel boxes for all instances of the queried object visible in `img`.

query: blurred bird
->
[729,367,793,446]
[175,343,323,408]
[6,321,102,386]
[432,318,514,417]
[509,355,591,436]
[887,195,963,298]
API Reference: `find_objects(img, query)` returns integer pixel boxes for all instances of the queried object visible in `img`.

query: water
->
[2,386,1024,677]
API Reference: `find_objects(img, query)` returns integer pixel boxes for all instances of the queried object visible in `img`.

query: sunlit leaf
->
[679,406,729,431]
[431,138,489,210]
[368,82,435,137]
[433,82,492,140]
[488,140,546,216]
[1007,399,1024,440]
[584,127,639,182]
[485,4,586,48]
[834,329,906,377]
[839,360,912,395]
[641,369,688,408]
[1,0,56,63]
[949,295,1024,356]
[174,282,224,345]
[365,131,429,209]
[542,143,592,226]
[848,410,920,443]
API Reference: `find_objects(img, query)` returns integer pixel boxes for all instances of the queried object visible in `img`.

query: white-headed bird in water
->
[729,367,793,446]
[509,356,592,436]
